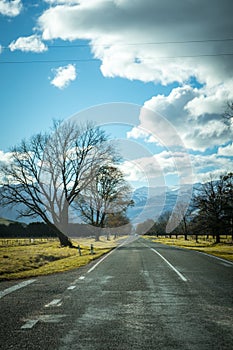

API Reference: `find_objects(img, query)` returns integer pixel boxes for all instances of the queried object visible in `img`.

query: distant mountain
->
[0,217,17,226]
[127,184,194,224]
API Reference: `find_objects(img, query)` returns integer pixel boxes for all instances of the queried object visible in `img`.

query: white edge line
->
[194,250,233,266]
[87,239,129,274]
[0,279,36,299]
[87,248,115,274]
[150,248,188,282]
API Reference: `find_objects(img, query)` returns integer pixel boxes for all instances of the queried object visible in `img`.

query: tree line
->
[0,221,131,239]
[138,172,233,243]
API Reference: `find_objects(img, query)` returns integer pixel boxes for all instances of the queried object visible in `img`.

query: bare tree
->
[0,121,113,247]
[77,165,133,241]
[193,176,227,243]
[105,212,132,239]
[221,173,233,240]
[172,202,193,240]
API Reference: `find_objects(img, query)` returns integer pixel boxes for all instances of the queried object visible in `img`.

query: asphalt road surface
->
[0,236,233,350]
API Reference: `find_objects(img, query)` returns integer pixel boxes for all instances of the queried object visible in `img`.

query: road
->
[0,236,233,349]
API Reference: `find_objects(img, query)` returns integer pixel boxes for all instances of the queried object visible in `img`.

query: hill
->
[0,217,17,226]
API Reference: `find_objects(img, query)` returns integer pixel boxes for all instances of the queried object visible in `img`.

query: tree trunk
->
[47,222,73,247]
[183,218,188,240]
[95,227,101,241]
[57,230,73,247]
[215,234,220,244]
[51,203,74,247]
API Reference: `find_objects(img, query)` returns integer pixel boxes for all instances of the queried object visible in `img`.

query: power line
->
[0,58,99,64]
[0,53,233,64]
[3,37,233,50]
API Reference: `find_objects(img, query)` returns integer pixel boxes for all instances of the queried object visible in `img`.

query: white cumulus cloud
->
[37,0,233,153]
[0,150,13,165]
[128,85,233,152]
[0,0,22,17]
[38,0,233,86]
[50,64,77,89]
[9,35,48,53]
[218,143,233,156]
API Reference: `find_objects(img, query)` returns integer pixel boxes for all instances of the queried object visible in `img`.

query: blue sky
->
[0,0,233,189]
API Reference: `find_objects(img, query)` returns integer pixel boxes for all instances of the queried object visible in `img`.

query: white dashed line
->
[21,314,67,329]
[0,279,36,299]
[67,285,76,290]
[79,276,85,280]
[45,299,62,307]
[21,319,39,329]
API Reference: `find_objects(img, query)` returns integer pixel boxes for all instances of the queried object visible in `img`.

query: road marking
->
[45,299,62,307]
[21,314,67,329]
[195,250,233,266]
[220,262,232,267]
[87,250,114,274]
[67,285,76,290]
[87,239,129,274]
[150,248,188,282]
[0,279,36,299]
[39,314,67,323]
[79,276,85,280]
[21,319,39,329]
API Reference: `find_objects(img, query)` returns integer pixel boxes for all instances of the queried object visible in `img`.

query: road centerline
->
[45,299,62,307]
[21,319,39,330]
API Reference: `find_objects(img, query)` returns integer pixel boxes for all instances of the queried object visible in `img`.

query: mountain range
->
[127,184,194,224]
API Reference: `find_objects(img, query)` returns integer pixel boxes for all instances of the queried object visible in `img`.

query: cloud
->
[37,0,233,152]
[119,150,232,186]
[0,150,13,182]
[128,85,233,151]
[9,35,48,53]
[38,0,233,86]
[0,0,22,17]
[119,157,163,183]
[0,150,13,165]
[50,64,77,89]
[218,143,233,156]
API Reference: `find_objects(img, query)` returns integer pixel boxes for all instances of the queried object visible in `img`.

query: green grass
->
[0,236,125,280]
[144,235,233,262]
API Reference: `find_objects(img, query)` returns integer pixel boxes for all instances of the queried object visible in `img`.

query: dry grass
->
[0,236,126,280]
[144,235,233,262]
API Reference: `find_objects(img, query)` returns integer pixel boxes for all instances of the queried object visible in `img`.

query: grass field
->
[144,235,233,262]
[0,236,125,280]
